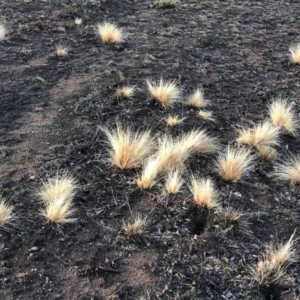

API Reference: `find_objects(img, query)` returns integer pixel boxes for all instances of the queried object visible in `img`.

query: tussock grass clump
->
[289,43,300,64]
[165,115,185,127]
[0,23,6,41]
[189,176,219,209]
[154,0,176,9]
[55,45,68,57]
[122,214,147,240]
[257,146,277,162]
[249,231,298,286]
[275,155,300,184]
[137,157,160,189]
[146,78,181,108]
[216,146,254,183]
[38,174,77,223]
[268,98,299,135]
[165,169,183,194]
[187,88,208,108]
[75,18,82,26]
[237,122,280,148]
[180,129,218,155]
[0,197,16,228]
[103,124,155,169]
[216,207,250,233]
[198,110,215,122]
[97,22,124,45]
[115,86,135,100]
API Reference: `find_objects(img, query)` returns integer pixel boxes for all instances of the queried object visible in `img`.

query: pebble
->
[30,246,38,252]
[225,291,233,299]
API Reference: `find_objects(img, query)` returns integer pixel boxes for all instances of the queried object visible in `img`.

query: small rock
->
[225,291,233,299]
[30,246,38,252]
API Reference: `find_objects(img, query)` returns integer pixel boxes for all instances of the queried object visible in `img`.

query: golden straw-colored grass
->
[115,86,135,100]
[102,124,155,169]
[275,155,300,184]
[55,45,68,57]
[165,115,185,127]
[137,157,160,189]
[198,110,215,122]
[0,23,6,41]
[0,196,16,228]
[268,98,299,135]
[97,22,124,44]
[257,146,277,162]
[216,146,254,182]
[289,43,300,64]
[165,169,184,194]
[189,176,219,209]
[122,214,147,240]
[146,78,181,108]
[187,88,208,108]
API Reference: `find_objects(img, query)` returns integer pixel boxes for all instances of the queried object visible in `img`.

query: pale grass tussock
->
[122,214,147,240]
[115,86,135,100]
[257,146,277,162]
[268,98,299,135]
[189,176,219,209]
[237,122,280,148]
[289,43,300,64]
[74,18,82,26]
[275,155,300,184]
[0,197,16,227]
[216,146,254,183]
[198,110,215,122]
[249,231,298,286]
[103,124,154,169]
[137,157,160,189]
[146,78,181,108]
[55,45,68,57]
[0,23,6,41]
[187,88,208,108]
[179,129,219,155]
[165,115,185,127]
[164,169,184,194]
[97,22,124,45]
[38,174,78,223]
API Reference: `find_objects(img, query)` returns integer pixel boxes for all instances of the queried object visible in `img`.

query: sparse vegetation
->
[55,45,68,57]
[198,110,215,121]
[0,23,6,41]
[275,155,300,184]
[115,86,136,100]
[137,157,160,189]
[122,214,147,240]
[289,43,300,64]
[74,18,82,26]
[0,196,16,228]
[97,22,124,44]
[187,88,208,108]
[165,115,185,127]
[154,0,176,9]
[164,169,183,194]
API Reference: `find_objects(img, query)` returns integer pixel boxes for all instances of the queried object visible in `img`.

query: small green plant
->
[154,0,176,9]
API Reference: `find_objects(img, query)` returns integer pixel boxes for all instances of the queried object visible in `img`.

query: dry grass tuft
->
[115,86,136,100]
[122,214,147,240]
[55,45,68,57]
[0,23,6,41]
[289,43,300,64]
[189,176,219,209]
[187,88,208,108]
[146,78,181,108]
[97,22,124,45]
[249,231,298,286]
[216,207,250,233]
[164,169,184,194]
[75,18,82,26]
[257,146,277,162]
[38,174,77,223]
[275,155,300,184]
[0,196,16,227]
[237,122,280,148]
[179,129,219,155]
[216,146,254,183]
[103,124,155,169]
[165,115,185,127]
[268,98,299,135]
[137,157,160,189]
[198,110,215,122]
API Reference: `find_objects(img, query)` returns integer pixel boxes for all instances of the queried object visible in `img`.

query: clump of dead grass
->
[146,78,181,108]
[55,45,68,57]
[275,155,300,184]
[164,169,184,194]
[115,86,135,100]
[189,176,219,209]
[137,157,160,189]
[0,196,16,228]
[216,146,254,183]
[165,115,185,127]
[122,213,147,240]
[257,146,277,162]
[97,22,124,45]
[187,88,208,108]
[268,98,299,135]
[75,18,82,26]
[248,231,298,286]
[102,124,155,169]
[198,110,215,122]
[237,122,280,148]
[289,43,300,64]
[38,174,77,223]
[0,23,6,41]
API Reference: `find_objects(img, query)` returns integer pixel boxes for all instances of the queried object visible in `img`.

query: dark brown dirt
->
[1,0,300,299]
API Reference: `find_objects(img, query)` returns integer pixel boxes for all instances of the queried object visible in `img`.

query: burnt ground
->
[1,0,300,299]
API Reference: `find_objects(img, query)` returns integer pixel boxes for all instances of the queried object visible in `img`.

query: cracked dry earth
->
[0,0,300,299]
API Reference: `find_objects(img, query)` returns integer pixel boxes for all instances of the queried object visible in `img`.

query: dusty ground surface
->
[1,0,300,299]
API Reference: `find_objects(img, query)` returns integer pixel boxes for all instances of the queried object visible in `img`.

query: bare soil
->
[1,1,300,299]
